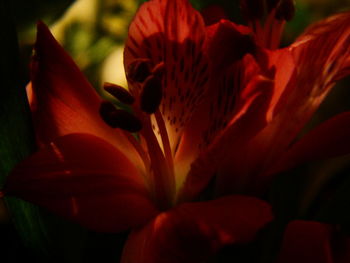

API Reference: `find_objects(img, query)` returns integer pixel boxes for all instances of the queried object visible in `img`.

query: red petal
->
[200,5,228,26]
[31,22,141,166]
[121,195,272,263]
[292,12,350,83]
[124,0,209,153]
[276,221,333,263]
[5,133,158,232]
[212,12,350,195]
[262,48,296,119]
[275,12,350,137]
[179,74,274,200]
[270,112,350,175]
[205,19,254,75]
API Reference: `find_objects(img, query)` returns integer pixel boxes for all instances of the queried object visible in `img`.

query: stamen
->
[104,82,135,105]
[275,0,295,21]
[140,75,163,114]
[99,101,142,132]
[142,116,175,210]
[127,59,152,83]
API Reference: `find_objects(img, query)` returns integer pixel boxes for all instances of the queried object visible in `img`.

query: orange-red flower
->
[4,0,350,261]
[4,0,275,262]
[181,0,350,198]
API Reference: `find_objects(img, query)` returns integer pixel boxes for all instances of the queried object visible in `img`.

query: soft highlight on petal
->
[30,22,143,170]
[122,195,272,263]
[5,133,158,232]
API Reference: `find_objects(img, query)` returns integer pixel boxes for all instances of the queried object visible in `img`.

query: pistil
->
[141,116,175,209]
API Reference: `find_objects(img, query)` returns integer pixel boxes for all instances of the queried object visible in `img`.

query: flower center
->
[100,59,175,210]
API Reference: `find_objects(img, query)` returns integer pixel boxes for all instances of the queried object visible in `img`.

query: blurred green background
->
[0,0,350,262]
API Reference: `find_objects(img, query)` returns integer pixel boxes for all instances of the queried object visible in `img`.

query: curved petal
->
[200,5,228,26]
[121,195,272,263]
[175,20,255,148]
[276,220,333,263]
[174,20,258,189]
[31,22,142,168]
[179,74,274,200]
[269,112,350,175]
[205,19,254,75]
[124,0,209,153]
[292,12,350,83]
[5,133,158,232]
[273,12,350,142]
[211,12,350,195]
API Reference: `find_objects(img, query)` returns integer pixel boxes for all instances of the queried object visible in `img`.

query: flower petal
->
[269,112,350,175]
[292,12,350,83]
[205,19,254,75]
[31,22,142,168]
[5,133,158,232]
[274,12,350,139]
[124,0,209,153]
[179,73,274,200]
[200,5,228,26]
[212,12,350,195]
[174,20,257,188]
[276,221,333,263]
[121,195,272,263]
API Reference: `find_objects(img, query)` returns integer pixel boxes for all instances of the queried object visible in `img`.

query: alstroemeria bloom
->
[3,0,273,262]
[277,220,350,263]
[179,0,350,198]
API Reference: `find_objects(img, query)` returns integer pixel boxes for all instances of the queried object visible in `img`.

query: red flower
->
[180,1,350,198]
[277,220,350,263]
[4,0,350,261]
[4,0,273,262]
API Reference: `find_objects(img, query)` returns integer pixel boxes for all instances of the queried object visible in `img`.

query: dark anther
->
[127,59,152,83]
[275,0,295,21]
[240,0,265,21]
[140,75,163,114]
[104,82,135,105]
[99,101,142,132]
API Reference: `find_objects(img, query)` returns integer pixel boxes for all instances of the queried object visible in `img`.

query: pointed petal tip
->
[35,20,51,43]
